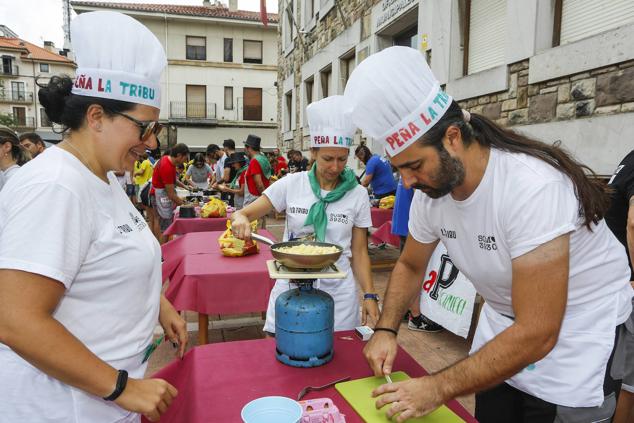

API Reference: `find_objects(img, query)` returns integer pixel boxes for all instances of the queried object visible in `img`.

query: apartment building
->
[72,0,279,152]
[279,0,634,175]
[0,35,75,142]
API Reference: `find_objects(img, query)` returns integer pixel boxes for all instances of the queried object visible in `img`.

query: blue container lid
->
[241,396,303,423]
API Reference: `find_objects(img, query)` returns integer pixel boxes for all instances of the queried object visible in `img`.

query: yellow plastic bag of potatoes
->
[200,197,227,218]
[218,220,259,257]
[379,195,395,209]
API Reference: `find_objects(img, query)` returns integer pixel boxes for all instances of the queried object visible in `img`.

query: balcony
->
[169,101,217,126]
[0,90,34,104]
[0,65,19,77]
[14,117,35,129]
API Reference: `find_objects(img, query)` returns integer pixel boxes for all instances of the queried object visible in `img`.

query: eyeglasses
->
[113,111,164,142]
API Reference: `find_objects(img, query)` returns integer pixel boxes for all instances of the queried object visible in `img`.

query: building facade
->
[72,0,279,152]
[279,0,634,175]
[0,36,75,142]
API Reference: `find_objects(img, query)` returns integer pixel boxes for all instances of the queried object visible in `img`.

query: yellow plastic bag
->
[200,198,227,218]
[218,220,259,257]
[379,195,395,209]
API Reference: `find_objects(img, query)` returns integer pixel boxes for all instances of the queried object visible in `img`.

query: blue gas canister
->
[275,283,334,368]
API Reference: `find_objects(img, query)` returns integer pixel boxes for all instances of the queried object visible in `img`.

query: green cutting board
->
[335,372,465,423]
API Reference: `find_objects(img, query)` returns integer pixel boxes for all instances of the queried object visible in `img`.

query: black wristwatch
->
[363,293,380,301]
[103,369,128,401]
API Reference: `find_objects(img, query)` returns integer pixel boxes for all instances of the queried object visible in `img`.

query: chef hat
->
[306,95,356,148]
[344,46,453,157]
[70,11,167,109]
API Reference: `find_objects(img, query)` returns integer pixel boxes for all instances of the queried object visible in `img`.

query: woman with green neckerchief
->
[218,152,248,209]
[231,95,379,335]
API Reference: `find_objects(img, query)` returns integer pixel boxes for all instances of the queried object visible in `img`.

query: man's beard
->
[412,147,465,199]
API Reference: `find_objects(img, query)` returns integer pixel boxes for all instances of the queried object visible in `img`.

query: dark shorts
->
[475,325,624,423]
[150,196,173,232]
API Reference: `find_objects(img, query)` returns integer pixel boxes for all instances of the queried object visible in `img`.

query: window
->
[554,0,634,46]
[340,52,356,90]
[224,38,233,62]
[304,0,314,27]
[2,56,13,75]
[41,108,51,127]
[394,26,418,49]
[319,66,331,98]
[243,87,262,121]
[464,0,506,75]
[39,63,49,73]
[303,77,314,126]
[186,36,206,60]
[224,86,233,110]
[284,91,292,131]
[284,1,295,48]
[186,85,206,118]
[11,81,25,101]
[243,40,263,64]
[12,107,26,126]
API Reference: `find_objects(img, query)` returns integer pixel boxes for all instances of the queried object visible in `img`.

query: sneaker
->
[408,314,443,332]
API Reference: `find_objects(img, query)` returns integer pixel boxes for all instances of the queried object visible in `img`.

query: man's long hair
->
[421,101,609,229]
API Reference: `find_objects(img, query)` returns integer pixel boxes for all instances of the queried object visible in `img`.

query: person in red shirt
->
[272,148,288,177]
[150,143,190,242]
[243,134,271,206]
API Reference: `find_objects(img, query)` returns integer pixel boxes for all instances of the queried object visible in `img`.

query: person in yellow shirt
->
[133,153,153,208]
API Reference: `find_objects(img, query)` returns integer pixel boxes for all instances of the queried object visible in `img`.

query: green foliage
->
[0,113,16,127]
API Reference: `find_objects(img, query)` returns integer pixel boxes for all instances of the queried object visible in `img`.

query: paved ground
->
[146,215,475,414]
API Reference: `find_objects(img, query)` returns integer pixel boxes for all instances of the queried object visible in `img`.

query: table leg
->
[198,313,209,345]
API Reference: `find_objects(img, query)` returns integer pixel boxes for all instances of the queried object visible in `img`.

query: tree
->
[0,113,16,128]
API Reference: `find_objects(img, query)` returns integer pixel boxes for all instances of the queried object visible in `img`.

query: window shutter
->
[467,0,506,75]
[560,0,634,45]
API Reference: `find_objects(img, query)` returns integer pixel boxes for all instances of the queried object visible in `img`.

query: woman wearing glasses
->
[0,12,186,423]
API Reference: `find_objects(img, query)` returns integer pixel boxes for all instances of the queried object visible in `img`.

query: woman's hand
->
[362,298,380,326]
[114,377,178,422]
[230,211,252,240]
[159,296,188,359]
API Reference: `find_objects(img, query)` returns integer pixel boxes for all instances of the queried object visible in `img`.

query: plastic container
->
[241,396,303,423]
[299,398,346,423]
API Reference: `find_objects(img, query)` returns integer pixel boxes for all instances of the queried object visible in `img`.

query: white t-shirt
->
[265,171,372,260]
[215,153,227,182]
[408,147,632,321]
[262,171,372,332]
[0,146,162,422]
[0,164,20,191]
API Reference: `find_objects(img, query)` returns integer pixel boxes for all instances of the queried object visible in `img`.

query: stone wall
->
[277,0,381,149]
[458,60,634,128]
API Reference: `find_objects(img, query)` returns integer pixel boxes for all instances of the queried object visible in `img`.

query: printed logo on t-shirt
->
[440,228,457,239]
[329,213,349,224]
[608,164,625,185]
[289,206,309,215]
[477,234,498,251]
[129,211,147,231]
[116,223,134,235]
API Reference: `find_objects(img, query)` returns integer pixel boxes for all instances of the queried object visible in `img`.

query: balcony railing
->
[0,90,33,103]
[169,101,217,120]
[0,65,19,76]
[14,116,35,128]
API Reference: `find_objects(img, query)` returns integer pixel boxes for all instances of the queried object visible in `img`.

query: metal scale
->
[266,260,347,368]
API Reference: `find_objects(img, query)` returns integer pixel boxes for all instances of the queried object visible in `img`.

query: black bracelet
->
[103,369,128,401]
[374,327,398,336]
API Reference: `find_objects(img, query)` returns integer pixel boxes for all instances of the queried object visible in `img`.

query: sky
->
[0,0,278,49]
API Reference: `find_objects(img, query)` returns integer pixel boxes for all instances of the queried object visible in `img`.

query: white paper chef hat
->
[70,11,167,109]
[344,46,453,157]
[306,95,356,148]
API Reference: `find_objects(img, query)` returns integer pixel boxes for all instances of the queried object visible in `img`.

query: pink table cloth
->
[162,230,276,315]
[143,330,476,423]
[370,207,393,228]
[163,214,232,236]
[371,221,401,248]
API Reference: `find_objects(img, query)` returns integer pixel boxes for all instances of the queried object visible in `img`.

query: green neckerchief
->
[304,164,358,242]
[230,165,248,189]
[253,153,273,180]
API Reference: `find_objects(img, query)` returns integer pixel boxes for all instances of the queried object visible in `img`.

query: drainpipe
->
[31,58,37,129]
[163,12,171,146]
